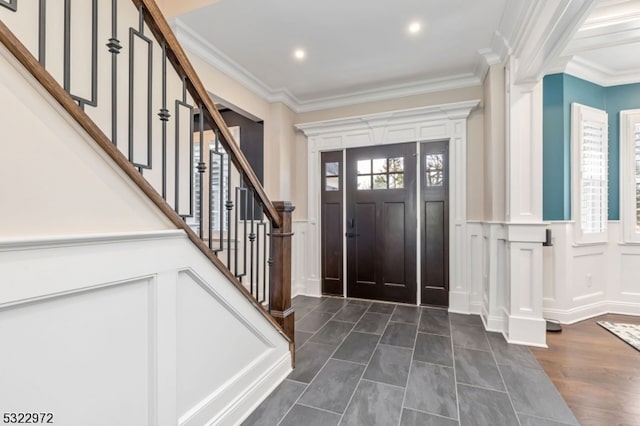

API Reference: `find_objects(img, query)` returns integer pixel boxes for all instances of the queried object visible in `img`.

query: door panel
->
[421,141,449,307]
[346,143,417,304]
[383,202,406,286]
[321,151,343,295]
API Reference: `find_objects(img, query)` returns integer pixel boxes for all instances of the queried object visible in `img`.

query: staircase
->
[0,1,294,424]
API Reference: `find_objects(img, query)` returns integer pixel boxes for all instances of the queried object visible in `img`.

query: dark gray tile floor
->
[243,296,580,426]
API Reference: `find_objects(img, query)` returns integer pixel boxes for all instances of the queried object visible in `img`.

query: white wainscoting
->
[0,231,291,426]
[543,221,640,324]
[468,221,548,347]
[291,220,321,298]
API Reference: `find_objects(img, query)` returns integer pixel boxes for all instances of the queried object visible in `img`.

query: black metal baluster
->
[63,0,70,93]
[197,105,205,239]
[267,221,274,309]
[234,186,240,278]
[174,76,193,218]
[209,133,225,254]
[219,136,225,252]
[158,43,169,197]
[242,183,248,281]
[226,143,233,268]
[261,221,268,304]
[256,216,262,301]
[128,5,153,169]
[249,195,255,298]
[38,0,45,65]
[108,0,122,146]
[63,0,98,109]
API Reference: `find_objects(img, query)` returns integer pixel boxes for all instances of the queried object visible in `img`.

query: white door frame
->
[295,100,479,312]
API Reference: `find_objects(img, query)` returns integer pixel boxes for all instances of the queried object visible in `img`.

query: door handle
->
[345,232,360,238]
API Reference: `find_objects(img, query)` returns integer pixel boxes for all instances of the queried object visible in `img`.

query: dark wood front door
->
[420,141,449,307]
[345,143,417,304]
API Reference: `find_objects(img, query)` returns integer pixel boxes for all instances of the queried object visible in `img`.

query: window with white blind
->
[571,103,608,244]
[620,109,640,243]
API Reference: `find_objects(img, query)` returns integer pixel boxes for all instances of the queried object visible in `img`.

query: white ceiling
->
[174,0,508,111]
[173,0,640,109]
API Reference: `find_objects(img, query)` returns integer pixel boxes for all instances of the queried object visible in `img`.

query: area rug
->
[597,321,640,351]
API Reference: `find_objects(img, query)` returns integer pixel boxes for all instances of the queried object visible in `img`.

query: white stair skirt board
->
[0,232,291,426]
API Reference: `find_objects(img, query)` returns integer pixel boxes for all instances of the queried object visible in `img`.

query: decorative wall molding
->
[542,221,640,324]
[0,232,291,425]
[296,101,478,311]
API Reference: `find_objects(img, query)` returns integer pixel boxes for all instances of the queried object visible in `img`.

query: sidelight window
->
[425,154,444,187]
[357,157,404,190]
[325,161,340,191]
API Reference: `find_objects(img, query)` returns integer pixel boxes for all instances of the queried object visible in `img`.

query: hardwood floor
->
[530,314,640,426]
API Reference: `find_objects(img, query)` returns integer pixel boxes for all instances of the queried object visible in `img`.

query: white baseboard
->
[449,291,470,314]
[481,306,506,333]
[544,300,640,324]
[209,351,292,426]
[507,315,547,348]
[468,302,482,315]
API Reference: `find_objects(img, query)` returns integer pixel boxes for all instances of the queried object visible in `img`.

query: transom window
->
[357,157,404,190]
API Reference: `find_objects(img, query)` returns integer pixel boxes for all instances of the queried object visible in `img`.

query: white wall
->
[0,43,174,237]
[0,232,291,426]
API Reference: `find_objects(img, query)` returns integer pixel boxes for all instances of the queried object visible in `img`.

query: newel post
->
[269,201,295,353]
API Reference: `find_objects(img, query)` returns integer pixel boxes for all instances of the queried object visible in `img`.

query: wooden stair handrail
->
[0,19,291,345]
[131,0,281,229]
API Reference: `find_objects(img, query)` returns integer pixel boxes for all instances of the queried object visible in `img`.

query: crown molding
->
[294,74,481,113]
[563,18,640,55]
[563,55,640,86]
[295,100,480,137]
[474,48,502,83]
[171,18,483,113]
[171,18,301,110]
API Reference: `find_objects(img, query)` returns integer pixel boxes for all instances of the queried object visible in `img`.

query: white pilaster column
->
[503,63,547,347]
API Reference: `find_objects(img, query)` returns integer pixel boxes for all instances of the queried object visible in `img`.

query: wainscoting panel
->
[0,231,291,426]
[543,222,640,323]
[0,278,153,426]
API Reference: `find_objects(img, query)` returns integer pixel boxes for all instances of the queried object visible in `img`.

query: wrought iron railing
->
[0,0,294,343]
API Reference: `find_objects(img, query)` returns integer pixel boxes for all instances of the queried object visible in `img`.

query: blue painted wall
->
[543,74,568,220]
[542,73,640,221]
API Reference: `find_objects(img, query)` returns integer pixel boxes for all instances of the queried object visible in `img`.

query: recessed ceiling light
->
[294,49,306,60]
[408,21,421,34]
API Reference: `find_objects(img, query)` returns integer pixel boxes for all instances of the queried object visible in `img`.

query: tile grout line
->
[396,306,420,426]
[277,300,343,425]
[336,322,385,425]
[336,303,396,424]
[485,330,523,426]
[279,299,363,425]
[404,406,459,422]
[449,312,462,424]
